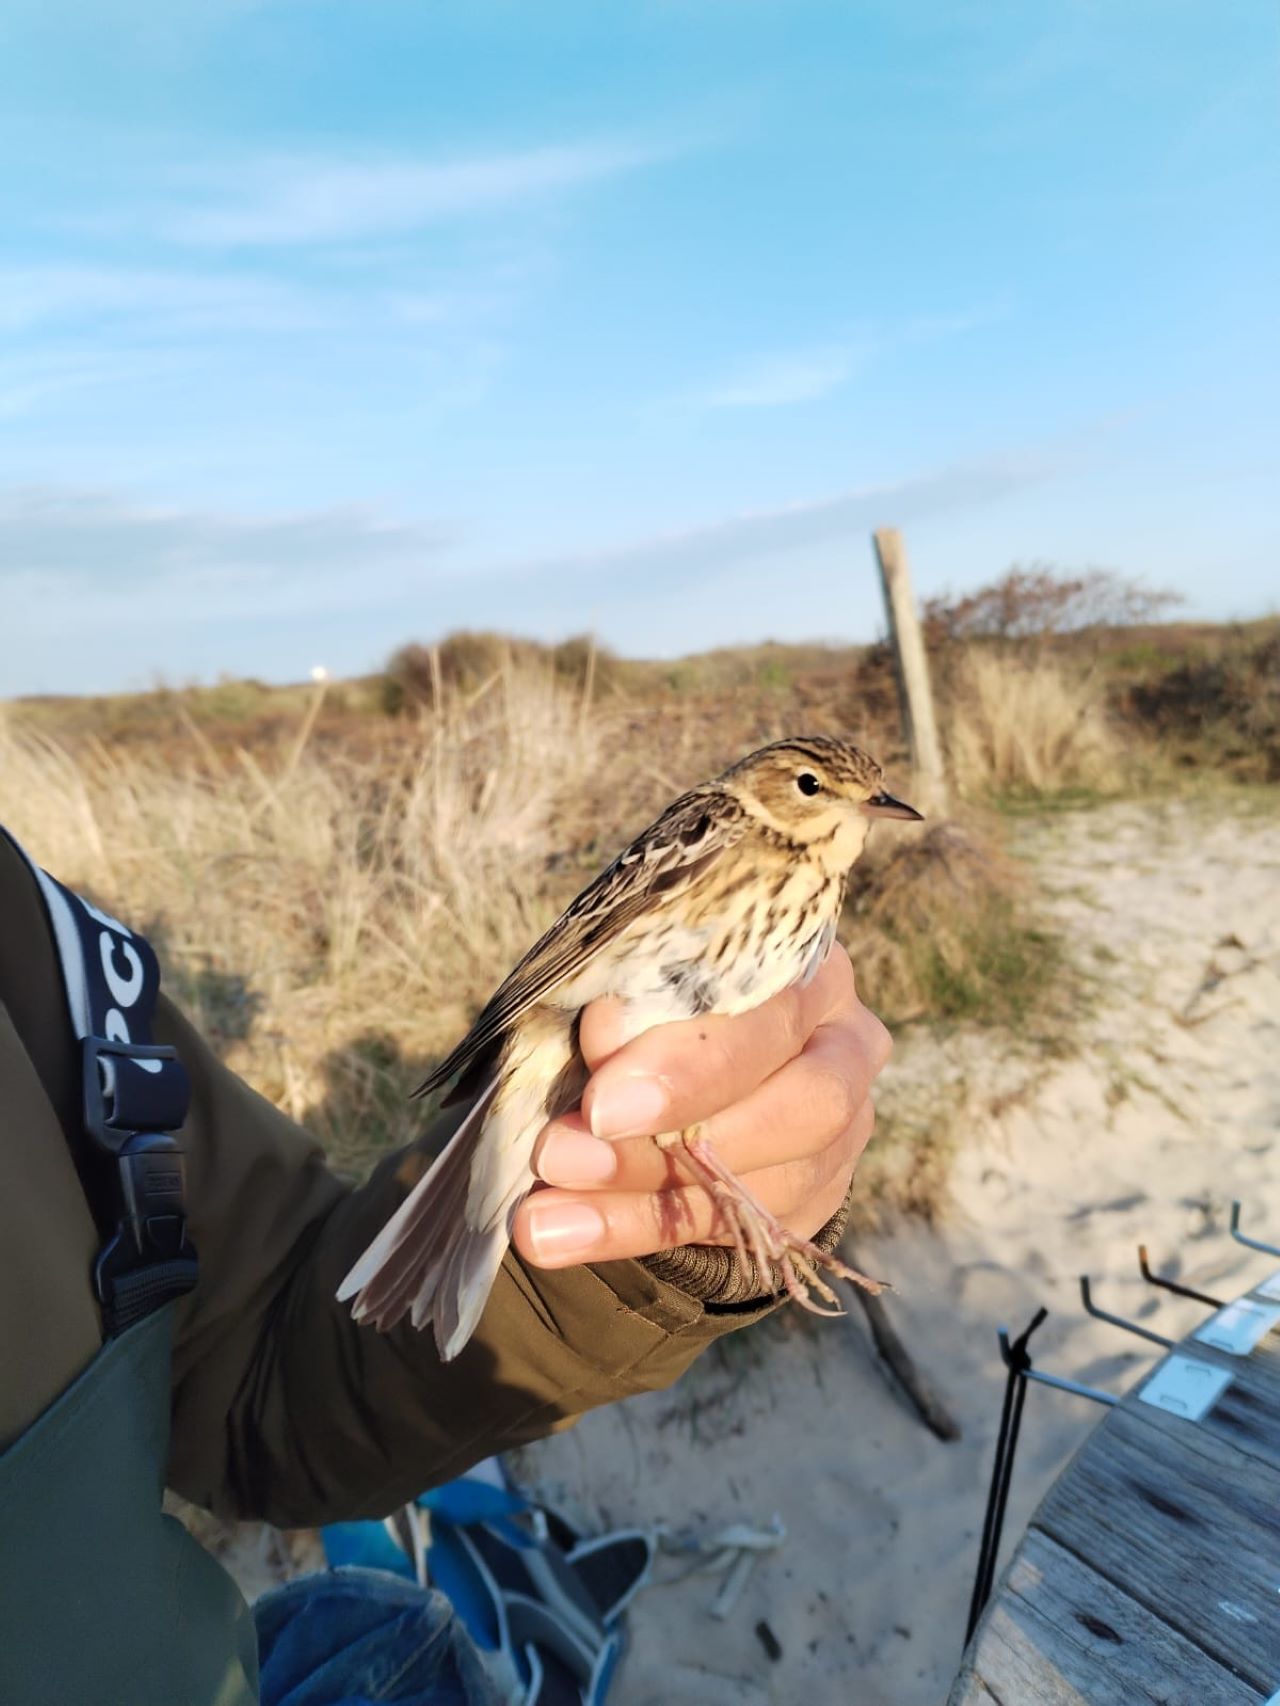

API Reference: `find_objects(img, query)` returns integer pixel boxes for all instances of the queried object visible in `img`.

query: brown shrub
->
[1120,627,1280,781]
[924,564,1180,645]
[382,631,619,714]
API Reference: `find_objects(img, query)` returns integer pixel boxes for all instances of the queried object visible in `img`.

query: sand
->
[509,796,1280,1705]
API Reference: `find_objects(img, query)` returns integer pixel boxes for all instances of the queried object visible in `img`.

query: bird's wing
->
[414,786,748,1098]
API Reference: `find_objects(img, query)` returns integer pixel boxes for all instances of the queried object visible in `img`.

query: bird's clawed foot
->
[672,1127,887,1314]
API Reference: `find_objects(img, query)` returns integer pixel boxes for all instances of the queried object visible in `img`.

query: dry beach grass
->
[0,632,1092,1199]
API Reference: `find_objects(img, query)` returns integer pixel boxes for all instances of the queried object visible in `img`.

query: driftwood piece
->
[841,1266,962,1442]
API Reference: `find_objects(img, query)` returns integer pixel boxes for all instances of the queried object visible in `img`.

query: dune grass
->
[0,653,1068,1206]
[0,665,601,1174]
[944,646,1124,804]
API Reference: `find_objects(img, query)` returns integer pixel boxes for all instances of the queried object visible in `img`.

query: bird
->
[338,735,923,1361]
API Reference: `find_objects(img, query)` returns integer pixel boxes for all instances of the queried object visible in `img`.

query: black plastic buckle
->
[82,1035,187,1154]
[82,1037,198,1332]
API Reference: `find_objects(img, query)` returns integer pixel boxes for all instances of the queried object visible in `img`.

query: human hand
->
[509,946,890,1269]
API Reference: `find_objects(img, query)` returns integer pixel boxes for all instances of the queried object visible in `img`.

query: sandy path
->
[512,797,1280,1705]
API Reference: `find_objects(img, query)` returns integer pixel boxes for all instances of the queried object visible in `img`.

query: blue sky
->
[2,0,1277,695]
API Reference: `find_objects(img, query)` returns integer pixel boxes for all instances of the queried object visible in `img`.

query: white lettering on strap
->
[99,929,162,1072]
[100,931,144,1008]
[104,1008,131,1044]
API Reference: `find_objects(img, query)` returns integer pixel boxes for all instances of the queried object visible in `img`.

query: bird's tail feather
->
[339,1018,579,1361]
[337,1078,521,1357]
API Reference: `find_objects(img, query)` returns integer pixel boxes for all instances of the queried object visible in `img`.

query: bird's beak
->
[861,789,925,822]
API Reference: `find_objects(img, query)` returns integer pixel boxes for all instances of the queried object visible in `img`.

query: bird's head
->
[722,735,923,869]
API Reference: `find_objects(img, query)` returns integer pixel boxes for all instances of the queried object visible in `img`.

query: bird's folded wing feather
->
[415,787,747,1098]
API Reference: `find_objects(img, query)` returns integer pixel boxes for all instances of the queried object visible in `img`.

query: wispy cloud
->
[158,139,672,247]
[0,264,327,336]
[0,454,1052,693]
[689,343,867,410]
[495,459,1049,586]
[0,485,453,627]
[680,306,1005,412]
[0,261,511,421]
[0,457,1042,641]
[0,348,197,420]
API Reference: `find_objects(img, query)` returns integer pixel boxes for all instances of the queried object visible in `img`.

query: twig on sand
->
[840,1264,962,1442]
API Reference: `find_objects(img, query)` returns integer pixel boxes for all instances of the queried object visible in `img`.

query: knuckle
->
[866,1010,894,1071]
[845,1097,876,1164]
[808,1061,860,1138]
[812,1140,845,1196]
[835,1003,893,1078]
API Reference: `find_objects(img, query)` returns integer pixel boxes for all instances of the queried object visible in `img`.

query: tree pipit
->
[339,736,922,1360]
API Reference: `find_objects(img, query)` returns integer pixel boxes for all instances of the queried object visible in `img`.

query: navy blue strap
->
[4,830,198,1336]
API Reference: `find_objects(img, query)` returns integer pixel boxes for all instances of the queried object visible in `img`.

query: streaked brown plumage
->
[338,735,922,1360]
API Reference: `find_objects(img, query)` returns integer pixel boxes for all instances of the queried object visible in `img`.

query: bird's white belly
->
[552,896,837,1049]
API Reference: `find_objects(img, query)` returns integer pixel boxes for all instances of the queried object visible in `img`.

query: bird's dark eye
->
[796,771,821,797]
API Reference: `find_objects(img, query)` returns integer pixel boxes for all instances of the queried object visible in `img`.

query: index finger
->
[581,945,880,1140]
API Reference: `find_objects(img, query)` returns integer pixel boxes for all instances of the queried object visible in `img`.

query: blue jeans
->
[256,1568,507,1706]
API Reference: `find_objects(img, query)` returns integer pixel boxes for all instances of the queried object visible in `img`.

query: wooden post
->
[872,527,948,815]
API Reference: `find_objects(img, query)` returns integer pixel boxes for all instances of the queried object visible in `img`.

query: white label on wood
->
[1193,1299,1280,1356]
[1253,1269,1280,1302]
[1137,1355,1232,1420]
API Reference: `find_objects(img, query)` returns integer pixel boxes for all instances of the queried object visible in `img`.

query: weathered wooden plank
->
[948,1665,1001,1705]
[1003,1530,1265,1704]
[951,1529,1268,1705]
[948,1676,995,1704]
[949,1598,1094,1706]
[1035,1404,1280,1690]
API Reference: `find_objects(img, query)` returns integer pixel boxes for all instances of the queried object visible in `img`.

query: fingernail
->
[526,1200,608,1263]
[588,1074,669,1139]
[539,1129,618,1186]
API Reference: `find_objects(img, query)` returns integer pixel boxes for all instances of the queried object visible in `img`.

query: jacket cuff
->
[638,1179,855,1308]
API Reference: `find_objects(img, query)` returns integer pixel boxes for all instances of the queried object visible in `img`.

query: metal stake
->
[964,1309,1115,1648]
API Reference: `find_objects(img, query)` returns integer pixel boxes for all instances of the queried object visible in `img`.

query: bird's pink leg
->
[668,1128,887,1314]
